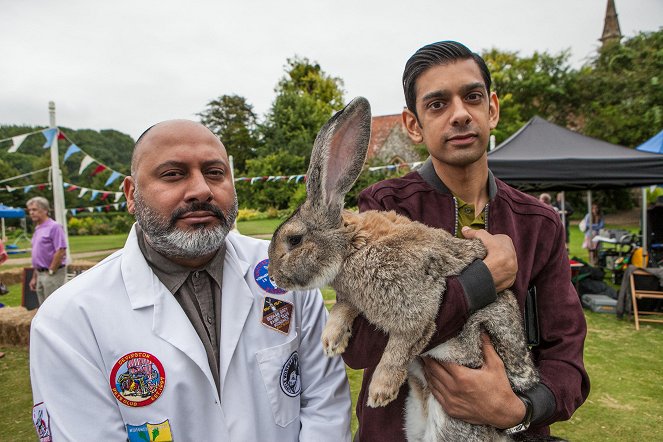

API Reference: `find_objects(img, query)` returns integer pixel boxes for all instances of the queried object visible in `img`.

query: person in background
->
[538,193,552,206]
[26,196,67,305]
[582,202,605,266]
[553,193,574,247]
[29,120,351,441]
[0,237,7,357]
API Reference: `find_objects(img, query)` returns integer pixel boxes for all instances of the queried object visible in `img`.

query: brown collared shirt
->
[136,225,224,394]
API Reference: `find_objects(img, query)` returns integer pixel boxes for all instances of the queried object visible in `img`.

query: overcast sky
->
[1,0,661,141]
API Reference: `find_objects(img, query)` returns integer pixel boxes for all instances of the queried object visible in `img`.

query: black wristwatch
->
[504,394,533,434]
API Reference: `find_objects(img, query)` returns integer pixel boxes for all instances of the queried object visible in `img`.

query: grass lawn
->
[2,221,662,440]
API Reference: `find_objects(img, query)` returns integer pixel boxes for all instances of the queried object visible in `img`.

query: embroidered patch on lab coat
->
[261,296,293,334]
[32,402,52,442]
[126,419,173,442]
[110,352,166,407]
[280,351,301,397]
[254,258,287,294]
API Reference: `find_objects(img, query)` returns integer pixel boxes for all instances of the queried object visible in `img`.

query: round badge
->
[254,258,287,294]
[110,352,166,407]
[280,351,301,397]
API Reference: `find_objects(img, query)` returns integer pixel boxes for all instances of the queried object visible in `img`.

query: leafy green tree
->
[259,57,345,166]
[577,30,663,147]
[483,49,580,144]
[197,94,259,174]
[236,151,307,210]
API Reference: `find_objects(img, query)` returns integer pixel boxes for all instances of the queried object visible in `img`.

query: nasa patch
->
[280,351,301,397]
[32,402,52,442]
[254,258,287,294]
[261,297,293,334]
[110,352,166,407]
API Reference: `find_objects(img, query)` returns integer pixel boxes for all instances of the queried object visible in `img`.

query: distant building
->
[600,0,622,47]
[367,114,421,164]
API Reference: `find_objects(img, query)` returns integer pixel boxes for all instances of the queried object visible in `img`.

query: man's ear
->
[402,109,424,144]
[489,92,500,130]
[123,176,136,214]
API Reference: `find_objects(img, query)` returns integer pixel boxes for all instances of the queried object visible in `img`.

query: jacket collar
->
[418,157,498,200]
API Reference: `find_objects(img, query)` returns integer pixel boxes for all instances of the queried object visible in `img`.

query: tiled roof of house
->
[368,114,403,159]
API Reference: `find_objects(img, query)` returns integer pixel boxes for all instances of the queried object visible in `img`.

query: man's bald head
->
[131,119,226,178]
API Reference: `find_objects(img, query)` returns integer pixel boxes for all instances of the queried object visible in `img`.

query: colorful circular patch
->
[110,352,165,407]
[254,258,287,294]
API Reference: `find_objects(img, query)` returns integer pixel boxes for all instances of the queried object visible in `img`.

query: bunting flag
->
[69,201,127,216]
[78,187,89,198]
[8,134,29,153]
[24,185,33,193]
[114,192,123,202]
[64,144,82,161]
[105,171,123,187]
[79,155,95,174]
[42,128,58,148]
[91,164,107,177]
[90,190,100,201]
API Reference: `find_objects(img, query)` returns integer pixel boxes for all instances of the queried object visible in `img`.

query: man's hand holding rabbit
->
[461,227,517,292]
[421,334,526,429]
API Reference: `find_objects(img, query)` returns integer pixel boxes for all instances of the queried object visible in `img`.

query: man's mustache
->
[170,202,226,226]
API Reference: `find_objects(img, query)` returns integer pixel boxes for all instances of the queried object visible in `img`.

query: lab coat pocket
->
[255,335,301,427]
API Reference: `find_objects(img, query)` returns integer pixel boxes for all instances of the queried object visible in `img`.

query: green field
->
[2,220,662,440]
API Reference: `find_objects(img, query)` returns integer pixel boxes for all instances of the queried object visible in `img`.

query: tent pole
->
[48,102,71,265]
[587,190,592,226]
[1,218,5,242]
[560,191,567,232]
[642,187,648,263]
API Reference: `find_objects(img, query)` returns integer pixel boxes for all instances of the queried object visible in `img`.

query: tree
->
[198,94,259,173]
[259,57,345,168]
[482,49,580,144]
[577,30,663,148]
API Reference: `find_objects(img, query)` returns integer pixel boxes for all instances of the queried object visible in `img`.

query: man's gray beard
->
[133,189,239,260]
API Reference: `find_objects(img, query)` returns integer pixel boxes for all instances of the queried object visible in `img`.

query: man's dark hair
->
[402,41,492,118]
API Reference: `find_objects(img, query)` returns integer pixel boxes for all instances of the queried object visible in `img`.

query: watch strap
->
[504,394,533,435]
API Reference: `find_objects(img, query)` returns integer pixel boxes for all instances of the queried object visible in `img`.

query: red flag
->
[91,165,107,177]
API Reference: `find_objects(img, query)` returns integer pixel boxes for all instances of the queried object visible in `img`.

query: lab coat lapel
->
[121,225,218,395]
[219,234,254,392]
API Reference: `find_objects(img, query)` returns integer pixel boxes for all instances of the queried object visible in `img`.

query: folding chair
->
[629,269,663,330]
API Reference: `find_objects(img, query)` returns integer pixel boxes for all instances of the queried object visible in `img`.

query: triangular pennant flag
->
[90,190,100,201]
[120,202,127,208]
[91,164,106,177]
[24,185,34,193]
[70,209,77,216]
[114,192,123,202]
[250,177,261,184]
[37,184,46,190]
[67,185,79,192]
[42,128,57,148]
[112,203,119,210]
[57,132,66,140]
[96,206,103,212]
[87,207,94,213]
[101,192,110,201]
[79,155,95,174]
[64,144,81,161]
[78,187,90,198]
[6,185,15,193]
[296,175,305,183]
[8,134,29,153]
[104,171,122,187]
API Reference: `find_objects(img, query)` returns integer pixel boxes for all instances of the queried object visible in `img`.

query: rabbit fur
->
[267,97,539,441]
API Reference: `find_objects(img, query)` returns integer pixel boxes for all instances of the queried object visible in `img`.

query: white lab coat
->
[30,226,351,441]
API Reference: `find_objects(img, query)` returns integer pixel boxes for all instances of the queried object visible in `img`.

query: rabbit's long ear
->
[307,97,372,209]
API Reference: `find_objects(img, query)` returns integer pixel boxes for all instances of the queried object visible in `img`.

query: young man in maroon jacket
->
[343,41,589,441]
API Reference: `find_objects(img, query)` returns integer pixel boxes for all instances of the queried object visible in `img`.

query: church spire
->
[600,0,622,47]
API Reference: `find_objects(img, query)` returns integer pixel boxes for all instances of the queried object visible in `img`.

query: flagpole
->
[49,101,71,264]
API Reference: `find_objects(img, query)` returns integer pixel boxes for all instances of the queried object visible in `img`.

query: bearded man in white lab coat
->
[29,120,352,441]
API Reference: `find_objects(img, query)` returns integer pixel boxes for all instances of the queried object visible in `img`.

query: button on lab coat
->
[30,226,351,441]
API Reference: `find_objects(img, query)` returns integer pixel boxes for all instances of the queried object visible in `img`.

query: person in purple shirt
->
[27,196,67,305]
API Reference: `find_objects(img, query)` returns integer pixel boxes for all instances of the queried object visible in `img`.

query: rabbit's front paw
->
[367,367,406,407]
[321,321,352,356]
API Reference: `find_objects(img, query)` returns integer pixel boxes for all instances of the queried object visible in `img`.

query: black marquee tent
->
[487,116,663,192]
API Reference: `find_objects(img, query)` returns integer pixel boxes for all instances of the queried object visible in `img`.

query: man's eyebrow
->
[421,82,487,103]
[154,159,228,170]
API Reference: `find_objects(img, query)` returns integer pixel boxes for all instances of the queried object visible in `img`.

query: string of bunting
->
[0,181,125,204]
[69,202,127,216]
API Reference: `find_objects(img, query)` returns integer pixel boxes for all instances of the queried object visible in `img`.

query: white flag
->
[8,134,29,153]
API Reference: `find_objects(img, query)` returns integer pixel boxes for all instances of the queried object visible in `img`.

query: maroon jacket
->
[344,161,589,441]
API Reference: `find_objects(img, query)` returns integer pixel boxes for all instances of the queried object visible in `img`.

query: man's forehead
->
[416,60,485,94]
[133,120,226,168]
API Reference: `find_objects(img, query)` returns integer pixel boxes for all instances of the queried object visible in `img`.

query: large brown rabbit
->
[268,97,540,441]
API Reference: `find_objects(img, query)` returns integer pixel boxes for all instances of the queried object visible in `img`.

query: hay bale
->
[0,306,36,346]
[0,267,24,285]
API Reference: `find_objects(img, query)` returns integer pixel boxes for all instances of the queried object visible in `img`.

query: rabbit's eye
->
[287,235,303,248]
